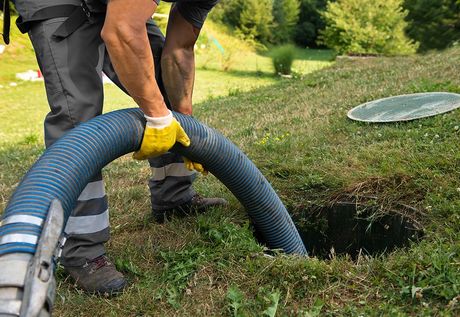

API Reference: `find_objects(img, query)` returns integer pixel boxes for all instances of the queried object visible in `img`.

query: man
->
[6,0,226,294]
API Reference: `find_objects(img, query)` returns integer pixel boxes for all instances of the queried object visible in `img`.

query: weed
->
[115,258,143,277]
[228,87,242,97]
[226,285,244,317]
[262,290,280,317]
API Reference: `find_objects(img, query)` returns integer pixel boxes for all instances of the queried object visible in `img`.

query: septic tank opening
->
[254,199,423,259]
[289,201,423,259]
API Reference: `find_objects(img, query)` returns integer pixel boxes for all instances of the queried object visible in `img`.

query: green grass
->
[195,25,334,77]
[0,20,332,144]
[1,19,460,316]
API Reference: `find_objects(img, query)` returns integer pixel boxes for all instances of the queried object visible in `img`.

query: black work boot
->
[64,255,127,295]
[153,194,228,223]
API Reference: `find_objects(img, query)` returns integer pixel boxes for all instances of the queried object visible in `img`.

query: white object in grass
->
[16,70,43,81]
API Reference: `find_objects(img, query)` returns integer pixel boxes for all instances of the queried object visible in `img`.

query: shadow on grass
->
[293,48,336,62]
[198,67,276,79]
[260,48,336,62]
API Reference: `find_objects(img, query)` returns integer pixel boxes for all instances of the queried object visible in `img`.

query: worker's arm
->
[160,5,207,172]
[102,0,167,117]
[102,0,190,158]
[161,4,201,115]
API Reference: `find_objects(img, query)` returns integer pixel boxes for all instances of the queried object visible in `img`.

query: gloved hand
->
[183,157,208,175]
[133,110,190,160]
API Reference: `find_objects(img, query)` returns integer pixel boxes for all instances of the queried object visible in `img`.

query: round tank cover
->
[347,92,460,123]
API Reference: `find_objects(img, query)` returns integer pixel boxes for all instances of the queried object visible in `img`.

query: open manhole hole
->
[289,201,424,259]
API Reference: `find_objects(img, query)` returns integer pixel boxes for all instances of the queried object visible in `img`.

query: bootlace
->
[90,255,109,270]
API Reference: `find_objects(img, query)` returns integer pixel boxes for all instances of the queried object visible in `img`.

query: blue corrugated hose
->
[0,109,307,256]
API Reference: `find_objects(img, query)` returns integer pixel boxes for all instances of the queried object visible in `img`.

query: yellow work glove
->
[183,157,208,175]
[133,110,190,160]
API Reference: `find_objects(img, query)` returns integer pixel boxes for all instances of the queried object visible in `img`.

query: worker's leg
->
[145,20,199,213]
[149,1,228,221]
[28,16,125,293]
[102,19,199,216]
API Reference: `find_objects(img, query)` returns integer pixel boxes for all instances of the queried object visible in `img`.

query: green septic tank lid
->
[347,92,460,123]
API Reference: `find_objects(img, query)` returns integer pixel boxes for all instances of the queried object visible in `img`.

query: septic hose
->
[0,108,306,256]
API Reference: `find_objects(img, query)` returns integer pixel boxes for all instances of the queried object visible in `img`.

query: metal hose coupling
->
[0,200,64,317]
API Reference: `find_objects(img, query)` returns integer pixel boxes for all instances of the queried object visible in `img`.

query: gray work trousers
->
[28,16,196,266]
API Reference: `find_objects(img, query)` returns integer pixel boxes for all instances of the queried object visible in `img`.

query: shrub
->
[272,0,301,44]
[271,45,296,75]
[403,0,460,51]
[320,0,418,55]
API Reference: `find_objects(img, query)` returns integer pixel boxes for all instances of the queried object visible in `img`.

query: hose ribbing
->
[0,109,306,256]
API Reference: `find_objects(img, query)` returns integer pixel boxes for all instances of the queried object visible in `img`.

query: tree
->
[211,0,274,43]
[404,0,460,51]
[320,0,418,55]
[210,0,245,28]
[236,0,274,43]
[272,0,301,44]
[294,0,328,48]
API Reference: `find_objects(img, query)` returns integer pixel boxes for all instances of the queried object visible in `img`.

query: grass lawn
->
[1,19,460,316]
[0,21,333,144]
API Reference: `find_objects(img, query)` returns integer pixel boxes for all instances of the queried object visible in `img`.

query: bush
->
[403,0,460,51]
[320,0,418,55]
[271,45,296,75]
[294,0,328,48]
[272,0,301,44]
